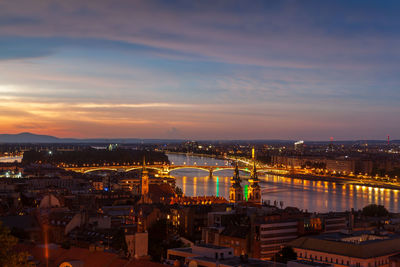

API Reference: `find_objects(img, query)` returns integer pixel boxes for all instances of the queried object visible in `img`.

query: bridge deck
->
[63,164,283,174]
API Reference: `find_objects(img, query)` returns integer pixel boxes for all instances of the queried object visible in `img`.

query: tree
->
[0,222,31,267]
[274,246,297,263]
[111,229,128,254]
[148,219,168,261]
[362,204,389,217]
[148,219,183,262]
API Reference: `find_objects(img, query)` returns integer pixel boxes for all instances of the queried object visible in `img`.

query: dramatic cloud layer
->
[0,0,399,139]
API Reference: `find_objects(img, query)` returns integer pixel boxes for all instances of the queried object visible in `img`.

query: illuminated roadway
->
[63,163,288,175]
[62,163,399,189]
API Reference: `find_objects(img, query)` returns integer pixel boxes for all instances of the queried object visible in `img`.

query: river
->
[0,155,22,163]
[167,153,400,213]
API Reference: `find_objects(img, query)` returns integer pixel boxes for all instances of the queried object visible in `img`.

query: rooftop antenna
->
[388,135,390,146]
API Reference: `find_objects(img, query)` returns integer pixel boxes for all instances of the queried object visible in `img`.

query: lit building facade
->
[248,148,261,204]
[290,231,400,267]
[229,163,243,203]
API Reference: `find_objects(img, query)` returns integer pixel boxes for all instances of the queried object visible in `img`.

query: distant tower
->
[229,162,243,203]
[248,148,261,204]
[329,137,334,152]
[140,157,151,204]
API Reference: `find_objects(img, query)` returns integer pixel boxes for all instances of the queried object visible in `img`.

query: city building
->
[124,227,149,259]
[256,219,300,260]
[248,148,261,205]
[167,243,286,267]
[290,231,400,267]
[229,163,243,203]
[17,243,162,267]
[139,158,151,204]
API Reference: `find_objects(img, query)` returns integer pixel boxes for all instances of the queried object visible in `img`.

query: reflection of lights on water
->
[169,155,398,212]
[182,176,187,194]
[193,177,197,196]
[216,176,219,197]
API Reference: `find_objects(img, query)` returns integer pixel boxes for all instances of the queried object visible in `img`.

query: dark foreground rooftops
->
[289,231,400,259]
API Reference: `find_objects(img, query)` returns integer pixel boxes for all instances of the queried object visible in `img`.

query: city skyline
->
[1,0,400,140]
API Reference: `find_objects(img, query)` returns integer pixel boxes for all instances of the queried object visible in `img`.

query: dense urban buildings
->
[1,141,400,266]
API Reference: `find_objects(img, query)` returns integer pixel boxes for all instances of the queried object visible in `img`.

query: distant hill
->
[0,132,399,144]
[0,132,182,144]
[0,132,62,143]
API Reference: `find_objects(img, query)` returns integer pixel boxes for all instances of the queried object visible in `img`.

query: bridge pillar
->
[160,166,170,175]
[209,168,213,178]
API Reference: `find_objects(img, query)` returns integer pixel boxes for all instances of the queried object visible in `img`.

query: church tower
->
[229,162,243,203]
[140,157,151,204]
[248,148,261,204]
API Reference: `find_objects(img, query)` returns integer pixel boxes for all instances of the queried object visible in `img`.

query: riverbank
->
[0,155,23,163]
[166,152,400,191]
[165,151,227,160]
[169,153,400,212]
[264,171,400,191]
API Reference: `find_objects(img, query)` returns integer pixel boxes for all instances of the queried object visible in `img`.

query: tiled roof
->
[0,215,40,230]
[16,244,164,267]
[289,234,400,258]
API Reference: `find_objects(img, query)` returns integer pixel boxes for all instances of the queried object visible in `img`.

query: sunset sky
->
[1,0,399,140]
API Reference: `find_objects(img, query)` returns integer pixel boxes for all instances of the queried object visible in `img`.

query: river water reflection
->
[167,153,400,213]
[0,156,22,163]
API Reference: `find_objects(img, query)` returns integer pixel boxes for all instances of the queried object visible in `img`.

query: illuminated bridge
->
[63,164,286,175]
